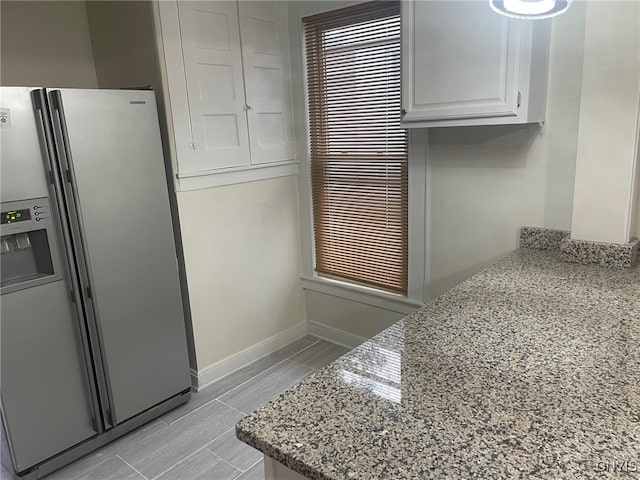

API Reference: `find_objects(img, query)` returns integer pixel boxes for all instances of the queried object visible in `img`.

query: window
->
[303,1,408,294]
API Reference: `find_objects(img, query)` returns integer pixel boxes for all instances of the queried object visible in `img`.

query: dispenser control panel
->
[0,199,50,230]
[1,208,31,225]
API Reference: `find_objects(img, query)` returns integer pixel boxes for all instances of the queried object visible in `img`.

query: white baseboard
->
[193,321,308,391]
[307,320,368,349]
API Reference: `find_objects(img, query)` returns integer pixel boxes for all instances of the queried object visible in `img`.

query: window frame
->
[296,1,427,307]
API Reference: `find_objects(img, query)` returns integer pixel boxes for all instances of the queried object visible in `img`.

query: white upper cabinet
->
[178,1,250,170]
[239,1,294,165]
[158,0,295,189]
[401,0,551,128]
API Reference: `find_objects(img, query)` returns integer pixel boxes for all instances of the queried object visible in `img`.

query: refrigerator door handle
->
[31,89,103,434]
[48,90,118,429]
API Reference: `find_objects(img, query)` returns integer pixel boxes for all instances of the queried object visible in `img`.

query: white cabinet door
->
[178,1,251,170]
[238,1,294,165]
[402,0,521,123]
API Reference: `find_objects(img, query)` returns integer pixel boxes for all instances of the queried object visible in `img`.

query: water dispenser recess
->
[1,230,55,288]
[0,197,61,293]
[15,233,32,250]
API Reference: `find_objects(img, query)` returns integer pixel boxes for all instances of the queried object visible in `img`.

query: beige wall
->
[86,2,162,90]
[570,1,640,244]
[427,2,586,298]
[0,1,97,87]
[176,176,306,370]
[306,292,405,339]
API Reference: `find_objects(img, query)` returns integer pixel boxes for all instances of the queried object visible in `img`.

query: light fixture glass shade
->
[490,0,571,19]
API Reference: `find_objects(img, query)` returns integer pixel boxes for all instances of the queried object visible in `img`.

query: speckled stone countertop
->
[236,249,640,479]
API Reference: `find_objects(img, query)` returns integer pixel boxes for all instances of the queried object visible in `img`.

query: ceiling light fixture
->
[490,0,572,19]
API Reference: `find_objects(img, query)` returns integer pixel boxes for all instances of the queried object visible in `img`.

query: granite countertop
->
[236,248,640,479]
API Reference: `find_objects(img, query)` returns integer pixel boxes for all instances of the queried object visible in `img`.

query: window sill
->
[176,160,298,191]
[301,275,424,315]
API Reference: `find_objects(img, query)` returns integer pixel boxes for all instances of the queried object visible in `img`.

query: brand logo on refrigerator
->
[129,101,146,105]
[0,108,11,128]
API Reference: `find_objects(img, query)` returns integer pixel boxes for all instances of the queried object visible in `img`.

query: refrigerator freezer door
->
[0,87,99,472]
[50,89,191,424]
[0,87,49,203]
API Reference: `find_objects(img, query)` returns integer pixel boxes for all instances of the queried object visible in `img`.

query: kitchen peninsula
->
[237,230,640,479]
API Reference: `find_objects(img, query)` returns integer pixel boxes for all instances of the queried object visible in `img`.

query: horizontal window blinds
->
[304,1,408,294]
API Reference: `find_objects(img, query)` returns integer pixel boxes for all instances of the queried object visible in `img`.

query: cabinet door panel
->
[239,1,294,164]
[402,0,520,122]
[178,1,251,170]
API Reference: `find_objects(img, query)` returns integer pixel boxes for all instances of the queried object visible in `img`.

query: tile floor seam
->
[162,395,225,426]
[210,358,295,404]
[118,455,148,480]
[205,426,263,473]
[202,419,240,447]
[161,392,244,431]
[286,357,320,372]
[115,421,171,454]
[204,449,242,474]
[149,445,210,480]
[283,339,321,360]
[216,399,248,417]
[217,360,318,415]
[203,426,234,451]
[117,425,168,458]
[241,457,263,474]
[63,455,114,480]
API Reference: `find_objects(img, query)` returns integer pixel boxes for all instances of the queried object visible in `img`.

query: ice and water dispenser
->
[0,197,61,293]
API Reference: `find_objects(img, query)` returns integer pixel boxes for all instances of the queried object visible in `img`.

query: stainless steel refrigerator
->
[0,87,191,478]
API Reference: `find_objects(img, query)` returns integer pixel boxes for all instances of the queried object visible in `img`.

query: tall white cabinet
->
[401,0,551,128]
[158,0,296,190]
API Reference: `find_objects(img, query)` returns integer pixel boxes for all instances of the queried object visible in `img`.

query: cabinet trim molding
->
[302,276,424,315]
[177,160,298,191]
[157,0,196,176]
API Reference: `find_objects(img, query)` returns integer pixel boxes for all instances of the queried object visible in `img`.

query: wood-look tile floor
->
[28,336,350,480]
